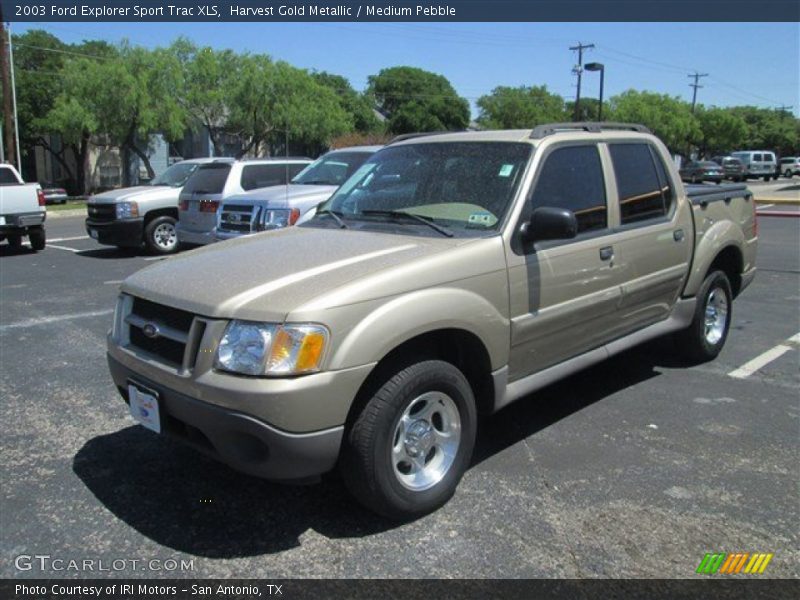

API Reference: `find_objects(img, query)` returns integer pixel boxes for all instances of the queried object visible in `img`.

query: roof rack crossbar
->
[529,122,651,139]
[387,131,454,145]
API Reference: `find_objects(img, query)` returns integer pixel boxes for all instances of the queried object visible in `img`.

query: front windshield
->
[149,162,201,187]
[310,142,532,236]
[291,151,373,186]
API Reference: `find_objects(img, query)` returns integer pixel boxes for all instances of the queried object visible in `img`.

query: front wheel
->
[144,216,179,255]
[7,235,22,249]
[675,270,732,363]
[785,170,794,179]
[341,360,477,520]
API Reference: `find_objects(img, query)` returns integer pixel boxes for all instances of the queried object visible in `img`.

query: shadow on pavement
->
[0,245,36,257]
[73,340,672,558]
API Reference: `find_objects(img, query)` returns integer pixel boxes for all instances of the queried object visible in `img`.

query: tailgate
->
[0,183,43,216]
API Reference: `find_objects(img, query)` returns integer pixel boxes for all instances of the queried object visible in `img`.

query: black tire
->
[144,215,179,255]
[7,235,22,249]
[785,170,793,179]
[29,227,46,251]
[762,175,770,182]
[676,270,732,363]
[341,360,477,520]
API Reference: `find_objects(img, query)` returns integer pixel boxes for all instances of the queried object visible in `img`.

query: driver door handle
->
[599,246,614,261]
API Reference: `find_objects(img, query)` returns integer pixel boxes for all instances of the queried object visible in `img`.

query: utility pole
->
[688,71,708,113]
[570,42,594,121]
[0,16,16,167]
[776,105,793,119]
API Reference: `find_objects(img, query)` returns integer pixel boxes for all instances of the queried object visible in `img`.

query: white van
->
[730,150,778,181]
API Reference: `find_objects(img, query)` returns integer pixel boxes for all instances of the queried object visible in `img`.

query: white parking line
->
[45,244,81,253]
[49,236,90,243]
[728,332,800,379]
[756,204,774,210]
[0,309,114,332]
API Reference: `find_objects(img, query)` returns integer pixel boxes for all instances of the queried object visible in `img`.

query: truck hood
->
[90,186,180,204]
[121,226,484,322]
[222,184,337,208]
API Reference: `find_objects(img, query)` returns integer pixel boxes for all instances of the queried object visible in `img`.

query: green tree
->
[12,30,115,191]
[367,66,469,134]
[228,55,351,158]
[728,106,799,156]
[312,71,382,133]
[170,39,239,156]
[607,90,701,152]
[477,85,566,129]
[695,107,748,156]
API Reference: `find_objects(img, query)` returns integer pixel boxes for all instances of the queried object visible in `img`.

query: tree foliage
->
[695,107,748,156]
[312,71,382,134]
[608,90,702,152]
[477,85,566,129]
[368,66,470,134]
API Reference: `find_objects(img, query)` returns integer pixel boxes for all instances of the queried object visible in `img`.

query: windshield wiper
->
[316,209,348,229]
[359,210,454,238]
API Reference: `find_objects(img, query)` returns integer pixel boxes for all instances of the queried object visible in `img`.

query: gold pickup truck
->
[107,124,757,518]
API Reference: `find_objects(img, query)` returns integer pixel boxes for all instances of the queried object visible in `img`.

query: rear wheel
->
[144,216,179,255]
[341,360,477,519]
[29,227,46,251]
[676,270,732,363]
[785,169,794,178]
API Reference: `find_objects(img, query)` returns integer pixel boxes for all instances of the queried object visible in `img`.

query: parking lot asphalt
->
[1,211,798,579]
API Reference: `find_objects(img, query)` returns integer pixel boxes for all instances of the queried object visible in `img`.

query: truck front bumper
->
[85,217,143,247]
[108,349,374,481]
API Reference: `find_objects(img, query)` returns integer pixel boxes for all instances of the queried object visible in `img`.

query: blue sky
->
[13,21,800,117]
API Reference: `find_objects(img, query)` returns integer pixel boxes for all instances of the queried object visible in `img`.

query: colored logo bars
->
[696,552,774,574]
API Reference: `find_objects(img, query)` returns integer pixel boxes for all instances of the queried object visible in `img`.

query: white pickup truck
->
[0,164,46,251]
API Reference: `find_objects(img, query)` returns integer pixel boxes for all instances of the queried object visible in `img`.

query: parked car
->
[679,160,724,184]
[709,156,746,182]
[779,156,800,178]
[0,163,46,251]
[40,183,69,205]
[107,123,757,519]
[86,158,226,255]
[216,146,381,241]
[730,150,778,181]
[176,157,312,246]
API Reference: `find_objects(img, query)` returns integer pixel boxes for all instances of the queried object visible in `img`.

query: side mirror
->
[520,207,578,243]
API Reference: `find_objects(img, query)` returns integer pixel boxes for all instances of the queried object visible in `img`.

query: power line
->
[570,42,594,121]
[688,71,709,113]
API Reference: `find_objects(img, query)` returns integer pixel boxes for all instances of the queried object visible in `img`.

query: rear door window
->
[182,164,231,195]
[240,164,294,191]
[753,154,763,162]
[609,143,671,225]
[529,145,607,234]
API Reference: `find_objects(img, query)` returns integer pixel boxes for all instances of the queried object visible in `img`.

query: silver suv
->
[176,157,312,245]
[216,146,381,241]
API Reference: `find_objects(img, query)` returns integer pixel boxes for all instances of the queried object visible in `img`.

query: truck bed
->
[685,183,750,206]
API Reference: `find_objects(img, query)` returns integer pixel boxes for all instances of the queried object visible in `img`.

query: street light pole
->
[585,62,605,122]
[8,23,21,170]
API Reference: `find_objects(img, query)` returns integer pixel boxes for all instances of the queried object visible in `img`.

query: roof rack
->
[386,131,453,145]
[530,122,651,139]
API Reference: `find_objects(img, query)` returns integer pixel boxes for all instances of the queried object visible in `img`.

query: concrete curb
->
[46,209,85,219]
[754,197,800,206]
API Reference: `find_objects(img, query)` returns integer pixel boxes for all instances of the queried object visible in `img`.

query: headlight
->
[215,320,328,376]
[257,208,300,231]
[116,201,139,219]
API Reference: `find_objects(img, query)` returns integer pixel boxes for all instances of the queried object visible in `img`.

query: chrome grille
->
[86,203,116,222]
[218,204,255,233]
[125,297,202,369]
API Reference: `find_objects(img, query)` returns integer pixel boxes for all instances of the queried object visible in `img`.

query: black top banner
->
[1,0,799,22]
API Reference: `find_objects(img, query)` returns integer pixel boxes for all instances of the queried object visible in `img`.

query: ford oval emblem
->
[142,322,160,339]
